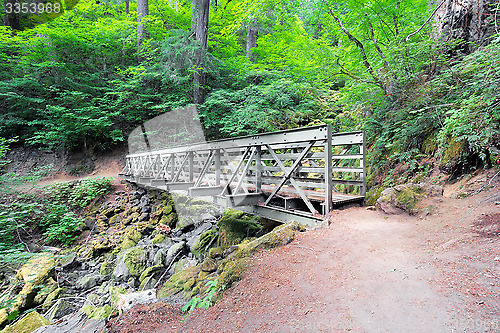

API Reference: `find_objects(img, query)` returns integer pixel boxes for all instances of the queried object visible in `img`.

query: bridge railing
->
[120,125,366,225]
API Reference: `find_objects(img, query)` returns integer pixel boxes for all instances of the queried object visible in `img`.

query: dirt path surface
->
[108,173,500,333]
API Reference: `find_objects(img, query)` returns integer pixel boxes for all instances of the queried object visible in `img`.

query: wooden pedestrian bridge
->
[119,125,366,226]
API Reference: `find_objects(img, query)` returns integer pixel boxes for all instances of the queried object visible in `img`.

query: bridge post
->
[360,131,367,197]
[214,149,221,186]
[255,146,262,193]
[188,151,194,182]
[324,125,333,215]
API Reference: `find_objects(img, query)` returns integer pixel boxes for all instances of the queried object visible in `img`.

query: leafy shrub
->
[0,203,39,269]
[45,177,113,208]
[42,204,83,245]
[181,279,218,322]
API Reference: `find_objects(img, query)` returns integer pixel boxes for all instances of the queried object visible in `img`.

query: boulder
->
[81,304,115,320]
[233,221,303,258]
[218,210,263,248]
[76,274,101,290]
[187,222,214,255]
[113,245,152,282]
[32,312,105,333]
[1,311,51,333]
[376,183,444,214]
[171,258,197,275]
[44,299,77,322]
[42,288,65,312]
[122,247,147,277]
[200,258,217,273]
[112,258,131,282]
[11,253,56,312]
[100,261,114,277]
[157,266,201,298]
[139,265,164,283]
[164,242,185,268]
[116,289,157,312]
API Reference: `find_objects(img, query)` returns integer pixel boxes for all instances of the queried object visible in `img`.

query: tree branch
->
[336,58,377,86]
[326,4,385,91]
[405,0,446,42]
[367,18,395,78]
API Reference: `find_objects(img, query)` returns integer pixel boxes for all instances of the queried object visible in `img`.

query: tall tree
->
[192,0,209,104]
[137,0,149,59]
[246,19,258,60]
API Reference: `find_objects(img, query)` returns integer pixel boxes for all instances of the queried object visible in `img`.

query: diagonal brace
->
[264,142,318,215]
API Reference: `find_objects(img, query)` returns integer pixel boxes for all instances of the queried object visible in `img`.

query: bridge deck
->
[120,125,366,225]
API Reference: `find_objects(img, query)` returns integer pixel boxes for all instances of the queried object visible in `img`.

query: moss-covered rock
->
[139,265,163,283]
[157,266,201,298]
[100,261,114,277]
[218,210,263,248]
[11,253,56,313]
[120,238,136,250]
[122,212,140,226]
[86,239,112,258]
[33,277,58,305]
[208,247,223,259]
[152,233,166,244]
[217,258,247,291]
[0,310,7,328]
[183,278,196,292]
[82,304,115,320]
[108,214,122,225]
[439,138,467,174]
[177,216,196,229]
[232,221,302,259]
[200,258,217,273]
[42,287,65,311]
[161,204,173,216]
[122,247,147,277]
[160,213,177,227]
[192,229,218,257]
[0,311,50,333]
[125,229,142,243]
[376,183,444,214]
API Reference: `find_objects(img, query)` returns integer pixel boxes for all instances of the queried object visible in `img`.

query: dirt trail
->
[139,186,499,333]
[96,168,499,333]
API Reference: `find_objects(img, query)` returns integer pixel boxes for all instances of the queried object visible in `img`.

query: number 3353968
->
[4,2,61,14]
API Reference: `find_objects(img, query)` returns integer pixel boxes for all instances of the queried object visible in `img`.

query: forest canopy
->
[0,0,499,183]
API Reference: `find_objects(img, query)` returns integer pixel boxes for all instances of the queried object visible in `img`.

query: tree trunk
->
[3,0,20,30]
[137,0,149,60]
[433,0,499,53]
[246,21,258,60]
[125,0,129,14]
[193,0,209,105]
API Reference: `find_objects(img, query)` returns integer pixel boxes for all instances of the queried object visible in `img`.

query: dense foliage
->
[0,171,113,269]
[0,0,499,183]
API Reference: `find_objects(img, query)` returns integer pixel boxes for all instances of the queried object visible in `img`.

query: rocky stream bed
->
[0,183,303,332]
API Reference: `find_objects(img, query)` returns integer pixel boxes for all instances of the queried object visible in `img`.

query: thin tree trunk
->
[246,21,258,60]
[125,0,129,14]
[193,0,209,105]
[4,0,20,30]
[137,0,149,61]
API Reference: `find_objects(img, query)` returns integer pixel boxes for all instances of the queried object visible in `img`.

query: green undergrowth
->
[0,175,113,272]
